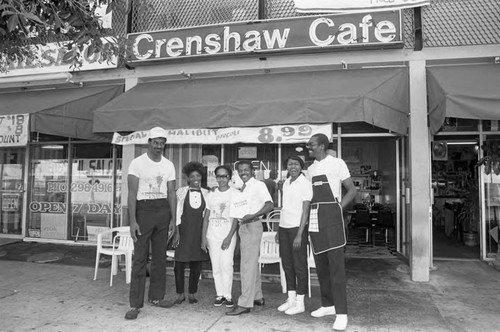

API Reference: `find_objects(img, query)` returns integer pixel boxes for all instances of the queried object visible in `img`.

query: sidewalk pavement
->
[1,254,500,332]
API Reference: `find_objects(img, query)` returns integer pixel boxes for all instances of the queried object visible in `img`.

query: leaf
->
[62,50,75,63]
[21,12,45,25]
[1,10,17,18]
[7,14,19,32]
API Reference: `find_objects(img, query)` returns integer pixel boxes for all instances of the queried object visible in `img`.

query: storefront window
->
[202,145,221,188]
[482,120,500,132]
[440,117,479,132]
[225,143,279,182]
[342,137,397,209]
[70,144,122,242]
[28,144,69,239]
[27,143,122,241]
[0,148,25,235]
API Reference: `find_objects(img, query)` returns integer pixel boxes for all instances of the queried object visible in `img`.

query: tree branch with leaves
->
[0,0,130,73]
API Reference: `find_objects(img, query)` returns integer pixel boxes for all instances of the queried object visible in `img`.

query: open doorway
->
[431,138,480,260]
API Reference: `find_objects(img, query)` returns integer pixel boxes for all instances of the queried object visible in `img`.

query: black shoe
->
[174,296,186,305]
[253,298,265,306]
[214,296,226,307]
[226,306,251,316]
[225,299,234,308]
[125,308,140,320]
[148,299,174,308]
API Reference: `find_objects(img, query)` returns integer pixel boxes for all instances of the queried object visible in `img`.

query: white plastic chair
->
[258,231,286,293]
[265,209,281,231]
[93,226,134,287]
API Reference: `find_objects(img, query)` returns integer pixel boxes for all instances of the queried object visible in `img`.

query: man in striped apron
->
[306,133,357,331]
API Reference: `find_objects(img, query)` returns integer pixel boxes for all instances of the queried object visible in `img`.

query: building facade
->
[0,0,499,282]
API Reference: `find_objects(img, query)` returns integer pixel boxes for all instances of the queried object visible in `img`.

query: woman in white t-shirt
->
[201,165,239,308]
[276,155,312,315]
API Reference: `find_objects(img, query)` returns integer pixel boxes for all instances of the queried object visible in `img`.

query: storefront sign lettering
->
[127,11,402,63]
[1,40,118,77]
[75,159,122,174]
[0,113,29,147]
[112,124,332,145]
[29,201,121,214]
[29,201,66,214]
[72,203,122,215]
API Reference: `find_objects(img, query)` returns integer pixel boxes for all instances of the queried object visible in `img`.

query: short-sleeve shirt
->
[242,177,273,215]
[307,155,350,201]
[281,174,313,228]
[128,153,176,201]
[206,187,238,240]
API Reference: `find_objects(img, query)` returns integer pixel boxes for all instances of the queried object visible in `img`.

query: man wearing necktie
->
[226,160,274,315]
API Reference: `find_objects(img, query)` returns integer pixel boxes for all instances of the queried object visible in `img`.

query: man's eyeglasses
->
[215,175,229,179]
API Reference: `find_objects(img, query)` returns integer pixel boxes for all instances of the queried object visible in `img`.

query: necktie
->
[240,183,246,192]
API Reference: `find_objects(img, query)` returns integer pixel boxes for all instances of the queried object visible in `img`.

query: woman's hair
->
[214,164,233,178]
[284,155,306,170]
[182,161,205,177]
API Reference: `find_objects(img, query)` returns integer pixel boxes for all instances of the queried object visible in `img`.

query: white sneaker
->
[278,291,296,312]
[311,306,336,318]
[278,299,293,312]
[332,314,348,331]
[285,299,305,315]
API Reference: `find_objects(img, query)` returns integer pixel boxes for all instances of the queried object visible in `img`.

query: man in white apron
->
[306,134,356,331]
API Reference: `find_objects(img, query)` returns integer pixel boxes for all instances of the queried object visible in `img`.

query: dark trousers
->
[313,247,347,314]
[129,199,170,309]
[174,261,203,294]
[278,226,308,295]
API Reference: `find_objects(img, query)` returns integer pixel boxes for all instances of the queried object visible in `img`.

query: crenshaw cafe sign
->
[128,11,402,63]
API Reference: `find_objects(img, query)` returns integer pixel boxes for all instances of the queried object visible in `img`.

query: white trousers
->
[207,235,237,299]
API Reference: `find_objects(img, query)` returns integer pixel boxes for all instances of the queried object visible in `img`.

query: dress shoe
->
[124,308,140,320]
[148,299,174,308]
[226,306,251,316]
[188,297,199,304]
[174,296,185,305]
[253,298,265,306]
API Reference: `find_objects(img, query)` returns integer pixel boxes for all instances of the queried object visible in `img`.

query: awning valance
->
[93,67,409,135]
[427,64,500,134]
[0,85,123,140]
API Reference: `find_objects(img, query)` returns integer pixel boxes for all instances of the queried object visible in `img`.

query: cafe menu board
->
[0,113,29,147]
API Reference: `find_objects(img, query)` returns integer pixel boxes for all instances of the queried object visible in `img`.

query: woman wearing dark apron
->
[172,162,209,304]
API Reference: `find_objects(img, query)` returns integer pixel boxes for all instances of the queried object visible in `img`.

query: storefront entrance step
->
[27,252,64,263]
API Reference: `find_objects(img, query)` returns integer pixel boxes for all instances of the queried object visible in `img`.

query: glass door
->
[0,148,25,235]
[480,135,500,260]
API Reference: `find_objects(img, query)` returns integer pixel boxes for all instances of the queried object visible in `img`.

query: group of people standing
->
[124,127,356,331]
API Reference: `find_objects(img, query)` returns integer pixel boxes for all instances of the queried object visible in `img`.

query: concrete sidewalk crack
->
[203,312,225,332]
[0,289,18,300]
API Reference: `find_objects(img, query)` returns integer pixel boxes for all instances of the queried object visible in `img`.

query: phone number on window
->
[47,181,112,193]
